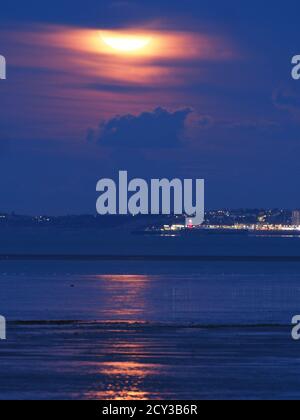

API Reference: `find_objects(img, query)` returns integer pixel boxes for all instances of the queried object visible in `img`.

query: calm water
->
[1,257,300,400]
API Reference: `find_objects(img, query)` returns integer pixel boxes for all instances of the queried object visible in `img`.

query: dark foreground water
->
[1,258,300,400]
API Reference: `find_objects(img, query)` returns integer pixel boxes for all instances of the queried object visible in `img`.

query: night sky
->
[0,0,300,214]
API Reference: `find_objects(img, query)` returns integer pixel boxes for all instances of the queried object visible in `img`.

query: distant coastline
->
[0,208,295,229]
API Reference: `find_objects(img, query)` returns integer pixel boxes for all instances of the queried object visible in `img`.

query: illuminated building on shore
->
[292,210,300,226]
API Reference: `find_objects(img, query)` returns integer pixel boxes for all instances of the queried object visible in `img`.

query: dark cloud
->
[90,107,192,148]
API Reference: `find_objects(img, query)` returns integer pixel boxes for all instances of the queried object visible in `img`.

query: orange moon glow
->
[100,33,151,53]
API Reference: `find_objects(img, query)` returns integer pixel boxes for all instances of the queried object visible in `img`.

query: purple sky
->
[0,0,300,214]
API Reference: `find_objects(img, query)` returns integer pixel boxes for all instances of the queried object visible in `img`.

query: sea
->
[0,230,300,400]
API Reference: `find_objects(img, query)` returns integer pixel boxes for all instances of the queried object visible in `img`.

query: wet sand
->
[1,322,298,400]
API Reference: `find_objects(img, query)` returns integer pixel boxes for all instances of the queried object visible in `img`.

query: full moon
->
[101,33,151,53]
